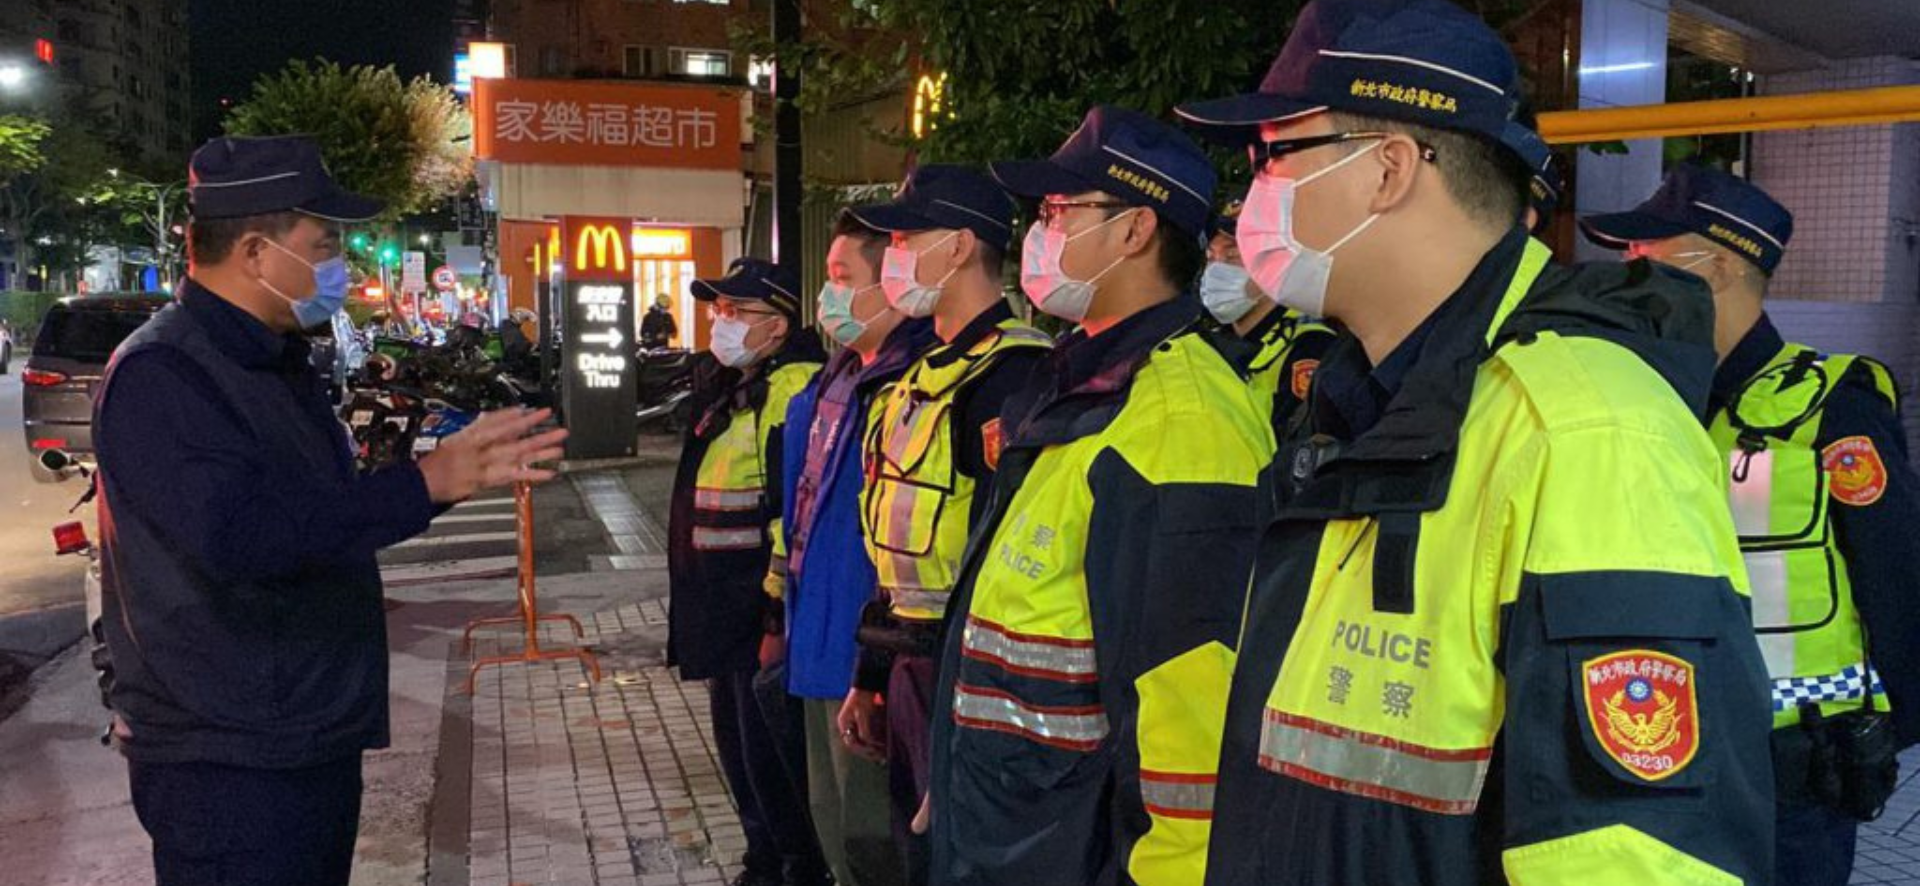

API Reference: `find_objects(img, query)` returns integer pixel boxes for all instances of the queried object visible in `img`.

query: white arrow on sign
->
[580,328,624,348]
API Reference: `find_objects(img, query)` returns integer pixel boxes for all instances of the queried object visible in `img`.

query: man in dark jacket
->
[641,294,679,349]
[667,258,829,886]
[94,136,566,886]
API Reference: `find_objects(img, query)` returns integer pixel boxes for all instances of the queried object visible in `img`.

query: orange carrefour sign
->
[474,78,741,169]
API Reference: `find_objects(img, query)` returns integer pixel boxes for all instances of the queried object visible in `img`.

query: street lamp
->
[0,64,27,92]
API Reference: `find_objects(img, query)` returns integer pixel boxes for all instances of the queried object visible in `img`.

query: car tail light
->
[22,369,68,387]
[52,521,90,555]
[31,438,69,450]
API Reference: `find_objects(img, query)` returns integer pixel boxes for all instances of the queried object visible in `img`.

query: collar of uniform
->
[824,316,938,394]
[1055,293,1198,397]
[925,301,1015,370]
[1710,313,1784,416]
[1328,227,1527,462]
[1246,305,1290,349]
[1006,294,1200,450]
[180,277,302,371]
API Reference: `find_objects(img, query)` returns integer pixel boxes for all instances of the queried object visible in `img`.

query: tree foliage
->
[224,59,473,219]
[739,0,1308,170]
[0,115,50,186]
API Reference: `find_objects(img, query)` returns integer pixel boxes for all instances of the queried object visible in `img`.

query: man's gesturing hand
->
[418,408,570,504]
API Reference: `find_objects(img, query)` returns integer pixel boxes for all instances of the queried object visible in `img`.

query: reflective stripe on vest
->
[691,526,762,551]
[961,613,1100,683]
[1138,769,1218,821]
[1708,342,1899,727]
[1259,709,1491,816]
[862,320,1051,620]
[952,681,1110,752]
[694,488,762,511]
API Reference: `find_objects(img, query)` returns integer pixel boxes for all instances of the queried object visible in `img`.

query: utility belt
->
[1773,703,1900,821]
[854,598,942,658]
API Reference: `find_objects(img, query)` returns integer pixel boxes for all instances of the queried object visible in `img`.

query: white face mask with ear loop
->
[880,230,961,319]
[1235,143,1383,318]
[1019,208,1138,324]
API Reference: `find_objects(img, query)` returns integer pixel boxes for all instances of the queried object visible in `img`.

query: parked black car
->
[22,296,169,482]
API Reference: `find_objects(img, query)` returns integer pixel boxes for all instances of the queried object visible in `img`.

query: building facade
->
[52,0,191,165]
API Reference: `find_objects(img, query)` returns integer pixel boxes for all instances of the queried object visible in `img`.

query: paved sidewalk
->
[461,598,744,886]
[1854,746,1920,884]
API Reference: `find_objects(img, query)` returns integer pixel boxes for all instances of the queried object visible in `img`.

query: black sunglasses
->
[1248,131,1438,167]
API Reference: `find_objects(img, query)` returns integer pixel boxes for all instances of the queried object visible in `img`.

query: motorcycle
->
[635,346,693,432]
[42,449,116,742]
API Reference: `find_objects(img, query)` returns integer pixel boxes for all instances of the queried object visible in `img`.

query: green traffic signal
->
[378,244,400,264]
[349,233,370,251]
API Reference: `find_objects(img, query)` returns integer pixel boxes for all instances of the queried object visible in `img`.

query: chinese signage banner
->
[474,78,742,170]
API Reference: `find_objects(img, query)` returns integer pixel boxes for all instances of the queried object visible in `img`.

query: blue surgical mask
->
[816,281,888,347]
[263,237,351,329]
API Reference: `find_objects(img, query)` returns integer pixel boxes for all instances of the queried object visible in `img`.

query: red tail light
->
[52,521,90,555]
[22,369,68,387]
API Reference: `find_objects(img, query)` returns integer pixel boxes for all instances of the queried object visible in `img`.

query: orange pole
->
[1538,85,1920,145]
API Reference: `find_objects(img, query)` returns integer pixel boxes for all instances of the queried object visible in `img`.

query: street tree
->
[224,59,474,220]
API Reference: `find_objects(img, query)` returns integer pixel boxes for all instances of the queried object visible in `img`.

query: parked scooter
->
[635,347,693,432]
[41,449,118,745]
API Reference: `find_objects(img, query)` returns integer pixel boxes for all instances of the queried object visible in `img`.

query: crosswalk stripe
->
[431,513,520,526]
[380,556,519,587]
[394,531,518,550]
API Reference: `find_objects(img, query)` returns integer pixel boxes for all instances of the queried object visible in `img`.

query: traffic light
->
[349,233,370,252]
[378,243,400,264]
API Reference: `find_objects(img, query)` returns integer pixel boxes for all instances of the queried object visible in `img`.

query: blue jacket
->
[778,321,936,699]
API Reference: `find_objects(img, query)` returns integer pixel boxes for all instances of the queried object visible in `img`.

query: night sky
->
[190,0,456,144]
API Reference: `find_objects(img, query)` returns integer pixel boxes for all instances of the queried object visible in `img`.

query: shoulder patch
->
[1290,359,1320,401]
[981,418,1005,471]
[1582,649,1699,782]
[1823,435,1888,506]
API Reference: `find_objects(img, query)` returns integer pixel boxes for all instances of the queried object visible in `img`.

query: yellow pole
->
[1538,85,1920,145]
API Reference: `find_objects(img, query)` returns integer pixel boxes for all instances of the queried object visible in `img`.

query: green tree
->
[0,115,50,185]
[739,0,1308,168]
[223,59,473,220]
[0,113,125,289]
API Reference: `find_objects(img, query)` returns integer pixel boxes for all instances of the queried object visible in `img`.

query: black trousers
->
[887,653,938,886]
[710,668,829,882]
[128,755,363,886]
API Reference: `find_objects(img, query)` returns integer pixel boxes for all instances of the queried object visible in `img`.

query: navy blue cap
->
[848,164,1018,254]
[1210,199,1245,239]
[188,135,384,222]
[1501,122,1562,222]
[1581,165,1793,274]
[991,105,1217,240]
[1176,0,1518,149]
[692,258,803,319]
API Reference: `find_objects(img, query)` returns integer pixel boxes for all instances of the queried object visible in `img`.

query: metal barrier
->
[1538,84,1920,144]
[460,481,602,694]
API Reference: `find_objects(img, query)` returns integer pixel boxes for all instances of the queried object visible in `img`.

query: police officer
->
[1198,199,1335,434]
[1503,118,1562,234]
[1177,1,1774,883]
[926,105,1276,886]
[773,211,937,886]
[1583,165,1920,886]
[833,164,1051,885]
[669,257,829,886]
[93,136,568,886]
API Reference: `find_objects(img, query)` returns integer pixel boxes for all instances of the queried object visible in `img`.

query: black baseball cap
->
[1176,0,1519,153]
[848,164,1018,253]
[1581,165,1793,274]
[991,105,1217,239]
[188,135,384,222]
[692,258,803,320]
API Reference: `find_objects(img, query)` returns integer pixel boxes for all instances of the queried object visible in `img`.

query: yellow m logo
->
[575,224,628,273]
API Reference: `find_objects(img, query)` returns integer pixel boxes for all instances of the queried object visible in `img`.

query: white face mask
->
[880,231,959,319]
[709,314,776,368]
[1199,261,1259,325]
[1237,143,1382,318]
[1018,209,1136,324]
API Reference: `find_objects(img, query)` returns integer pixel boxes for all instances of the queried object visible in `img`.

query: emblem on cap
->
[1581,649,1699,782]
